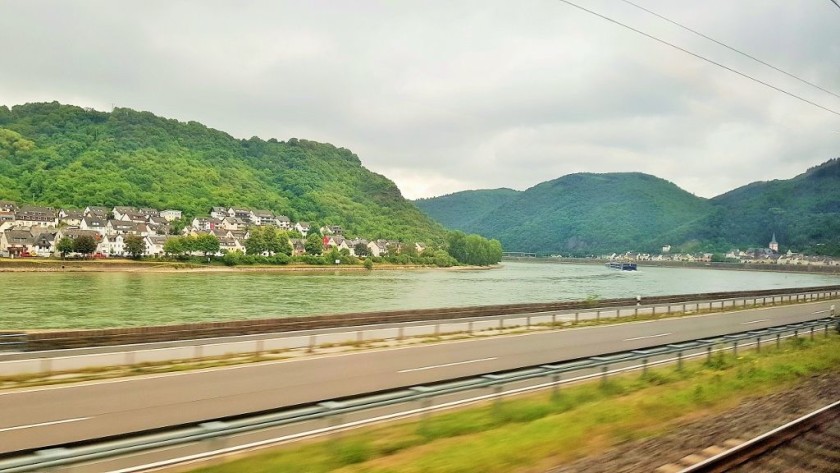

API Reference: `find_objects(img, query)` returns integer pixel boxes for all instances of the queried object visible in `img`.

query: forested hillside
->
[414,188,519,230]
[0,102,444,243]
[469,173,713,254]
[415,161,840,256]
[709,159,840,255]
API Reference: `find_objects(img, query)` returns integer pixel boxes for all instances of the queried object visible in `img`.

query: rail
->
[679,399,840,472]
[0,317,835,473]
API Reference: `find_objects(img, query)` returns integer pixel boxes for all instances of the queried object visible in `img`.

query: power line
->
[616,0,840,100]
[555,0,840,117]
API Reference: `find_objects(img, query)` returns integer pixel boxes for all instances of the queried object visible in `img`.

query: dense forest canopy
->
[0,102,445,244]
[416,160,840,256]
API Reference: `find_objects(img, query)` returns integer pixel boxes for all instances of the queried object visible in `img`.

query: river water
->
[1,261,838,329]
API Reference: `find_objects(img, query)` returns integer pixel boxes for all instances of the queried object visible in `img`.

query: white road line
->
[741,319,769,325]
[0,417,90,433]
[398,357,497,373]
[624,333,670,341]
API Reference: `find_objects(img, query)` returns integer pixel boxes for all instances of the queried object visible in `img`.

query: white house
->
[367,239,388,257]
[58,209,84,227]
[14,206,58,228]
[249,209,276,226]
[84,206,109,219]
[32,231,58,257]
[161,209,183,221]
[210,207,228,219]
[228,207,251,221]
[221,216,247,231]
[80,217,107,235]
[276,215,291,230]
[294,222,311,236]
[111,206,137,221]
[105,234,126,256]
[1,229,35,257]
[145,235,169,256]
[218,237,245,255]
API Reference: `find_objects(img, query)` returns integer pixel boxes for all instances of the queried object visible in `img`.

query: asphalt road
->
[0,300,833,454]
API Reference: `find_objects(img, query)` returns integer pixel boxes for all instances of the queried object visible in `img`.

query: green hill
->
[423,173,714,255]
[0,102,444,243]
[414,188,519,230]
[708,158,840,254]
[415,161,840,256]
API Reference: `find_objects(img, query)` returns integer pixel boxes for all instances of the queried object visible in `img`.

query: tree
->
[446,231,467,263]
[323,247,341,264]
[124,234,146,259]
[305,233,324,255]
[446,231,502,265]
[180,235,199,255]
[168,219,187,235]
[163,236,184,256]
[402,243,418,257]
[385,242,400,257]
[245,227,268,255]
[195,233,220,257]
[56,237,74,259]
[73,235,97,257]
[275,231,292,256]
[354,242,369,257]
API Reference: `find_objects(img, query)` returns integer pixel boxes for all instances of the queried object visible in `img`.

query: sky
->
[1,0,838,200]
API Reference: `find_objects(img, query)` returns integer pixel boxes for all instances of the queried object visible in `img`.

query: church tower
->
[769,233,779,252]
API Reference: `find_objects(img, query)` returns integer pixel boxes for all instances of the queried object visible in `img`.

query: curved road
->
[0,300,833,454]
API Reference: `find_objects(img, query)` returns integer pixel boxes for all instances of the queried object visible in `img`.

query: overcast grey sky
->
[1,0,838,199]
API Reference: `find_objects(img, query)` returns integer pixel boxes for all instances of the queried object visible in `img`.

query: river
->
[2,261,838,329]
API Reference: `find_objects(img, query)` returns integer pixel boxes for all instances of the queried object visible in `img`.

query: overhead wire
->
[830,0,840,11]
[554,0,840,117]
[616,0,840,100]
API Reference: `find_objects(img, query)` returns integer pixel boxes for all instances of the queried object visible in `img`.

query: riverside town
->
[0,201,427,260]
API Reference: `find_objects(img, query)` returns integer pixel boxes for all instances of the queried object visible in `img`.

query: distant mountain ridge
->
[0,102,445,243]
[414,159,840,256]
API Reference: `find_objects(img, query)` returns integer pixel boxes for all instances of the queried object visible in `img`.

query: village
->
[0,201,422,259]
[606,235,840,268]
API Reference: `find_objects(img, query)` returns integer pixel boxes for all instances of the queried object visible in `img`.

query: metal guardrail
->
[20,285,840,351]
[2,288,836,377]
[0,317,836,473]
[0,333,26,352]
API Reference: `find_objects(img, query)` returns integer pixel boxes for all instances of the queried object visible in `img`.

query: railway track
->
[659,400,840,473]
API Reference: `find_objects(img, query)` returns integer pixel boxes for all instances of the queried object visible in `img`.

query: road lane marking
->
[398,357,497,373]
[741,319,769,325]
[0,417,90,433]
[624,333,670,341]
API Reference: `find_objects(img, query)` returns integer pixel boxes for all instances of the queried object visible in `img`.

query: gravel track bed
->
[550,372,840,473]
[732,416,840,472]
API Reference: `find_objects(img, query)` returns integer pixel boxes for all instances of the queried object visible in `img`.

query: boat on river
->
[606,262,637,271]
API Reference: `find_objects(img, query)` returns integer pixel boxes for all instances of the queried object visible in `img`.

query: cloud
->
[1,0,837,200]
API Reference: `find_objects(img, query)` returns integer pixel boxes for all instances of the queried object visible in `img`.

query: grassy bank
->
[194,334,840,473]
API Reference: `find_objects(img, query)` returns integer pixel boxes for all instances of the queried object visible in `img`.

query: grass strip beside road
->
[194,334,840,473]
